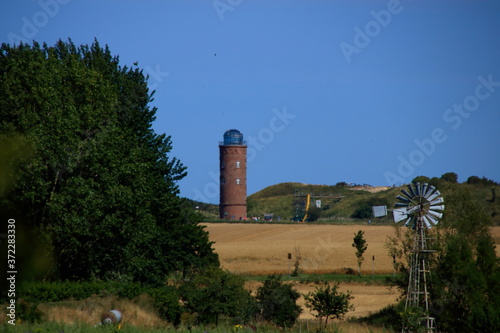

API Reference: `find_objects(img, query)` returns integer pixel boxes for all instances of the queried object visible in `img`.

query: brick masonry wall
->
[219,145,247,219]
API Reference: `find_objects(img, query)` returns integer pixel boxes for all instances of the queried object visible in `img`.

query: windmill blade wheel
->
[393,183,445,229]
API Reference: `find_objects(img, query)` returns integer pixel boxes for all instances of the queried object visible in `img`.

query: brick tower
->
[219,129,247,220]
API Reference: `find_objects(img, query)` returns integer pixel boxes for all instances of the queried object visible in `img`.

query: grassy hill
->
[188,180,500,225]
[247,182,400,223]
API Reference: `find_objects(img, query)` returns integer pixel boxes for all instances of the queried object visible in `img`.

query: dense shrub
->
[355,302,403,329]
[18,280,146,302]
[149,286,182,326]
[17,299,45,323]
[256,275,302,328]
[180,267,257,326]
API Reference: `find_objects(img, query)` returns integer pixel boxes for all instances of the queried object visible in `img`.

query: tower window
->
[236,178,241,185]
[236,161,240,168]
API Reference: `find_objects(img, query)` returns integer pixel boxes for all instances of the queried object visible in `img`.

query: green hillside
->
[247,182,399,223]
[189,177,500,225]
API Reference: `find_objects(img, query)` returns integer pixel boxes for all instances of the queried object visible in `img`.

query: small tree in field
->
[304,282,354,328]
[352,230,368,276]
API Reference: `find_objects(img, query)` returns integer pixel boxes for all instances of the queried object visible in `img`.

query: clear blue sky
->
[2,0,499,203]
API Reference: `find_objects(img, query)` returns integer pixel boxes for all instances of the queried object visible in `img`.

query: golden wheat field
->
[205,223,500,275]
[204,223,399,275]
[204,223,402,319]
[204,223,500,319]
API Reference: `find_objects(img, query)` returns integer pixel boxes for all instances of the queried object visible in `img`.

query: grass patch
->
[238,273,398,285]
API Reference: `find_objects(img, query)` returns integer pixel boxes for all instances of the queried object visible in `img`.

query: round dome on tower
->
[223,129,244,145]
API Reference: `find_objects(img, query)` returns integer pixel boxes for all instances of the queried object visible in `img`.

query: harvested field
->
[204,223,500,320]
[204,223,500,275]
[204,223,398,275]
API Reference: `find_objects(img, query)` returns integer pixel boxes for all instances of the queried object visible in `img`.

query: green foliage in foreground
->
[12,280,182,326]
[17,280,139,302]
[180,267,256,326]
[2,321,396,333]
[256,275,302,328]
[353,303,402,330]
[385,184,500,333]
[9,272,308,329]
[304,282,354,328]
[0,40,218,286]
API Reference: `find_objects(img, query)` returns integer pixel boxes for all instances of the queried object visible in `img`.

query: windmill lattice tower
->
[393,183,444,333]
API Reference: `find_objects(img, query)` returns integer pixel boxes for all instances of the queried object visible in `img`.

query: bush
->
[355,302,403,329]
[180,267,257,326]
[256,275,302,328]
[19,280,102,302]
[299,276,327,285]
[149,286,182,326]
[307,207,322,222]
[17,299,45,323]
[18,280,147,302]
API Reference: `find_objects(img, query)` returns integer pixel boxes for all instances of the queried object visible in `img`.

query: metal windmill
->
[393,183,444,333]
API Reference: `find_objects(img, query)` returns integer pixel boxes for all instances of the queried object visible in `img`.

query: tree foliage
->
[386,184,500,332]
[428,185,500,332]
[466,175,499,186]
[256,275,302,328]
[412,175,430,184]
[180,267,256,326]
[440,172,458,183]
[0,40,218,284]
[304,282,354,328]
[352,230,368,275]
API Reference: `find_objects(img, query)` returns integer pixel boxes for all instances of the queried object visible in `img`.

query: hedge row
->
[18,280,146,302]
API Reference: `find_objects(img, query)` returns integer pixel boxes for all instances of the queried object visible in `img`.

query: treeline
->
[412,172,498,186]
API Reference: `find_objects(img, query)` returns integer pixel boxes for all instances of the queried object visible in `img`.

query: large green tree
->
[428,185,500,332]
[0,40,218,284]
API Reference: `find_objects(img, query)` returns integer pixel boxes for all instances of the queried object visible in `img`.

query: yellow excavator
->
[301,194,311,222]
